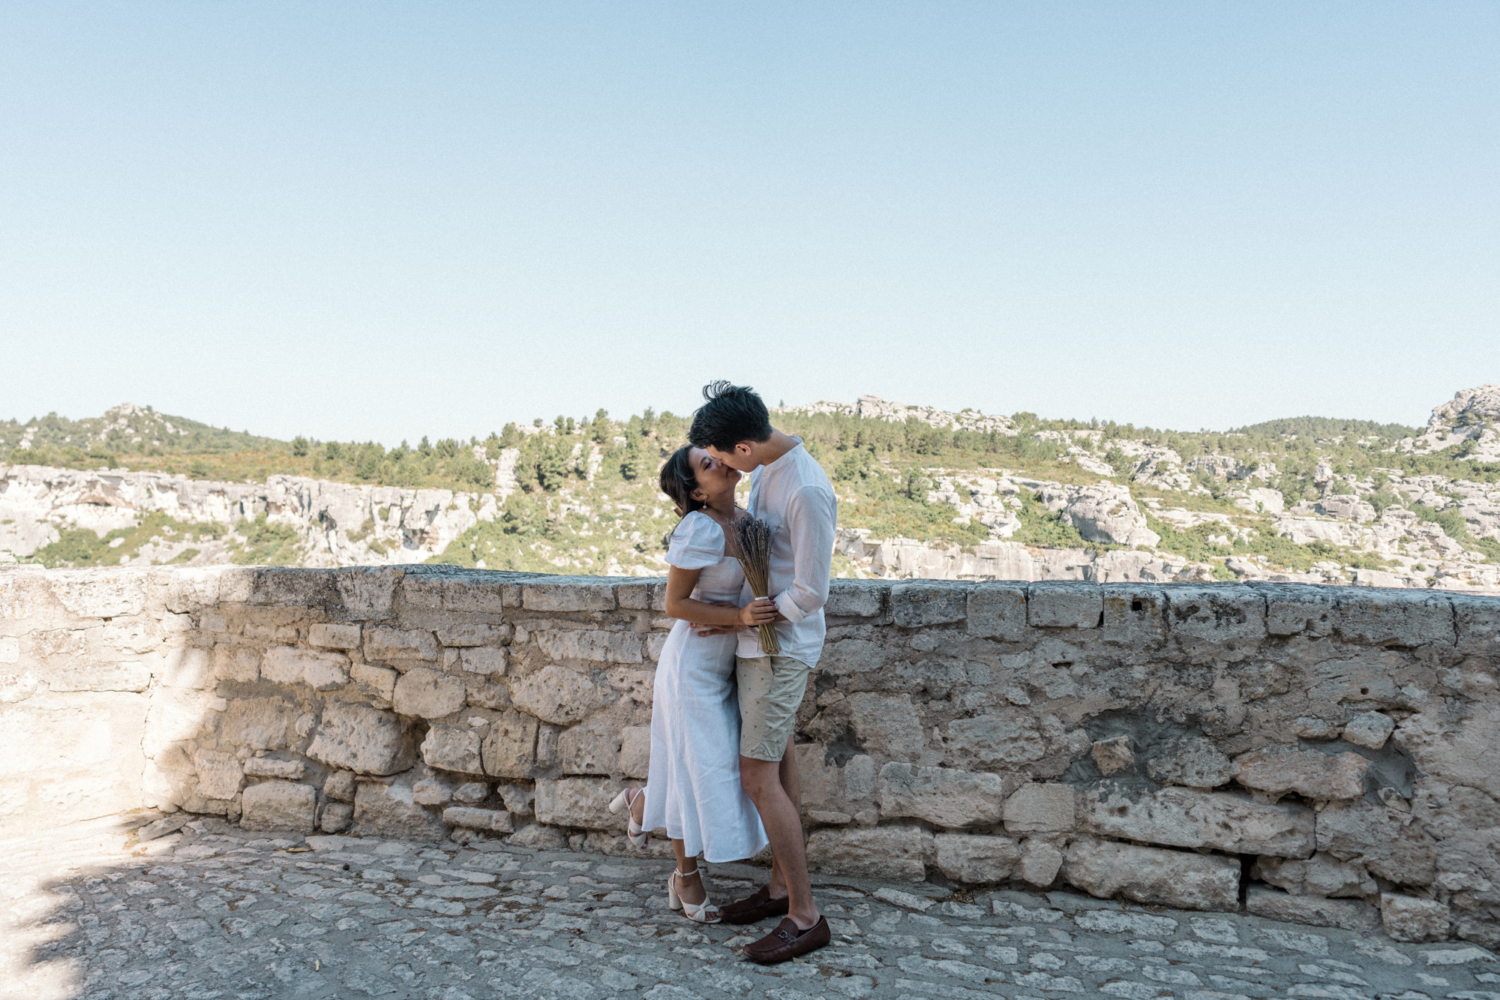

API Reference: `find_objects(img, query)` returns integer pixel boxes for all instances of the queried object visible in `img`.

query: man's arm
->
[773,486,836,624]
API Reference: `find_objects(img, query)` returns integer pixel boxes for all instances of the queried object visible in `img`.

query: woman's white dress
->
[641,511,769,862]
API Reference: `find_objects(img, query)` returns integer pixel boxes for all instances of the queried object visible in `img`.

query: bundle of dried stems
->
[733,516,781,655]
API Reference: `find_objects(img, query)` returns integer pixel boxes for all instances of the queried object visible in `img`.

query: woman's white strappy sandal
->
[606,787,648,849]
[667,869,721,924]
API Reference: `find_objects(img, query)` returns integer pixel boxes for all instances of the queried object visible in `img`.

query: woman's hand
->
[738,597,778,628]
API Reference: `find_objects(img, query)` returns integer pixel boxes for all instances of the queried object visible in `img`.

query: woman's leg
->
[672,839,707,906]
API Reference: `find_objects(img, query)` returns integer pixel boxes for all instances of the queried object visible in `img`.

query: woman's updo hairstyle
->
[659,446,705,519]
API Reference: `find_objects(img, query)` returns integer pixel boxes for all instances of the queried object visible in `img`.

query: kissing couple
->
[606,381,838,964]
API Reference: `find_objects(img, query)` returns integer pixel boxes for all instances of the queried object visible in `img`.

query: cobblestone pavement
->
[4,815,1499,1000]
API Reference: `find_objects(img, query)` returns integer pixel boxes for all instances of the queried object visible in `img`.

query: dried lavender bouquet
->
[733,515,781,655]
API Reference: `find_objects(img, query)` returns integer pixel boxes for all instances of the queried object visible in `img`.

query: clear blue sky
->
[2,3,1497,444]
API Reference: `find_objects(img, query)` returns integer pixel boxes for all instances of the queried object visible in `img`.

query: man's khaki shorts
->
[736,654,811,762]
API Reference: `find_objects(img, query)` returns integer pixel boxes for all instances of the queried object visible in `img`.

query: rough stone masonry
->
[2,564,1498,948]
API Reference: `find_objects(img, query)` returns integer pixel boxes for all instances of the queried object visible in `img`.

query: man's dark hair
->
[688,381,772,451]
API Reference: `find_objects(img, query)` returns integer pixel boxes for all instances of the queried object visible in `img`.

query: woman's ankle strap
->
[674,868,701,879]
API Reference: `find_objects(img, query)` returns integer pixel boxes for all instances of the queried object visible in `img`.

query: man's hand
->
[693,623,746,637]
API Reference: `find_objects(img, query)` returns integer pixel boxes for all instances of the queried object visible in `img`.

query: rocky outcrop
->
[0,465,498,566]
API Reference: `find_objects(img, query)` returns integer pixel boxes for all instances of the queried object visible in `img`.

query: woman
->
[607,445,776,923]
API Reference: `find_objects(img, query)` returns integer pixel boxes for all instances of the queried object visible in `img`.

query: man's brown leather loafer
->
[720,885,790,925]
[742,916,830,964]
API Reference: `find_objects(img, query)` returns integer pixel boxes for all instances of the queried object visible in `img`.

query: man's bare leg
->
[761,737,802,900]
[740,740,818,930]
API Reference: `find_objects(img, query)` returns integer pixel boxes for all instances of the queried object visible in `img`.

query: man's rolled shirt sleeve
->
[773,486,836,624]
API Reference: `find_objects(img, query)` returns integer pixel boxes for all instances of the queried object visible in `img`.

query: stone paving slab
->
[3,814,1497,1000]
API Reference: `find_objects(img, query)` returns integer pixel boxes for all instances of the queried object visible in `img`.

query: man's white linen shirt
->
[737,439,838,668]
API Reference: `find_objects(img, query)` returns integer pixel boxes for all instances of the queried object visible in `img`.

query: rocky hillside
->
[3,387,1498,592]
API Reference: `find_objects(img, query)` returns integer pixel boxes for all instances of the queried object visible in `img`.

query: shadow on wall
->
[3,565,1500,951]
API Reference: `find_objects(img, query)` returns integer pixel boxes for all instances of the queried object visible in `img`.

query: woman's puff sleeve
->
[665,511,725,570]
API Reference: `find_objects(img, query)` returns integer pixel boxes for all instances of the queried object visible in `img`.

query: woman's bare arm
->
[664,565,777,628]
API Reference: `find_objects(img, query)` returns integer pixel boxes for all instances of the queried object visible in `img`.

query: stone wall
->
[2,565,1498,946]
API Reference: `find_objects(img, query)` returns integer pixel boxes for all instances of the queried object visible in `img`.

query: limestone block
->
[848,692,926,760]
[103,618,159,654]
[47,661,153,693]
[509,665,603,726]
[826,580,885,618]
[1003,783,1076,833]
[1262,583,1337,637]
[1252,854,1377,898]
[614,580,665,611]
[522,580,616,612]
[413,776,453,805]
[421,724,484,775]
[353,772,448,842]
[933,833,1021,883]
[333,567,399,620]
[1342,711,1395,750]
[164,568,221,614]
[305,701,415,775]
[220,698,295,750]
[508,823,568,850]
[1316,798,1437,886]
[240,780,317,833]
[966,583,1026,641]
[1091,736,1134,776]
[1380,893,1449,942]
[161,647,213,689]
[1080,786,1314,858]
[1062,836,1241,912]
[943,709,1046,767]
[243,757,304,780]
[48,570,147,618]
[1244,885,1381,931]
[1166,586,1267,644]
[351,662,398,702]
[1027,582,1101,629]
[1293,717,1342,739]
[498,784,535,815]
[465,674,511,711]
[393,667,467,719]
[438,623,511,647]
[1018,838,1064,886]
[557,720,621,776]
[1394,705,1500,799]
[443,806,513,833]
[364,627,438,663]
[534,777,623,830]
[1452,594,1500,657]
[1233,746,1369,800]
[482,710,540,778]
[320,801,353,833]
[619,725,651,779]
[0,637,18,664]
[0,670,41,703]
[1336,590,1455,647]
[212,645,260,683]
[323,770,356,802]
[247,567,334,608]
[877,763,1004,827]
[260,646,349,691]
[1144,737,1235,789]
[891,582,969,627]
[795,746,877,826]
[309,623,361,649]
[193,749,244,800]
[453,781,488,804]
[1100,586,1168,647]
[806,825,933,882]
[534,629,643,664]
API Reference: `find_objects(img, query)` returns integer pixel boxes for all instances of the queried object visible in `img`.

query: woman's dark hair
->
[659,446,705,518]
[688,380,772,452]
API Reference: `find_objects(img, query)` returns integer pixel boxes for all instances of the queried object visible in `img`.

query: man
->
[687,381,837,964]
